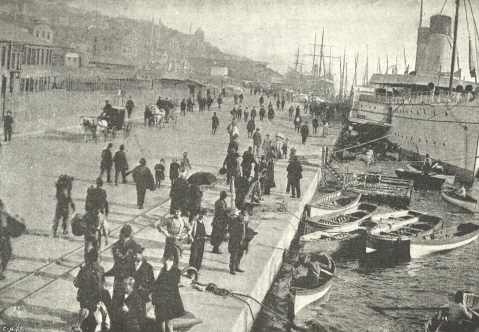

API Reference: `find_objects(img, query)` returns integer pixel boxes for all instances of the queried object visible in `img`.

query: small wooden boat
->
[395,164,454,190]
[306,190,361,218]
[410,223,479,258]
[301,203,377,241]
[425,292,479,332]
[441,189,479,213]
[300,231,365,259]
[365,211,443,256]
[289,253,335,318]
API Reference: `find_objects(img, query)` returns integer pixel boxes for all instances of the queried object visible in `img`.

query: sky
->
[72,0,479,87]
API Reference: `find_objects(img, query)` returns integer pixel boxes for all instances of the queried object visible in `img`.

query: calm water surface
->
[253,161,479,332]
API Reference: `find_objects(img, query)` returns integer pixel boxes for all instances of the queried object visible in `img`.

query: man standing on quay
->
[113,144,129,185]
[3,111,13,143]
[99,143,113,183]
[129,158,155,209]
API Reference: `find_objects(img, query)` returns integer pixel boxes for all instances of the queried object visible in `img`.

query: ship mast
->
[449,0,461,94]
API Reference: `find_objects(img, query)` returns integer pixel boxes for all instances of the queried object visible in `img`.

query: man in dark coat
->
[300,121,310,144]
[169,159,180,184]
[99,143,113,183]
[105,224,138,300]
[113,144,129,185]
[111,276,144,332]
[180,98,186,116]
[312,117,319,134]
[246,118,255,138]
[169,173,190,215]
[73,250,104,330]
[126,97,135,119]
[189,209,207,272]
[250,106,257,120]
[130,245,154,329]
[241,147,255,178]
[228,209,247,275]
[188,183,203,223]
[0,200,12,280]
[287,156,303,198]
[128,158,155,209]
[211,112,219,135]
[84,178,109,260]
[52,185,75,237]
[210,191,228,254]
[259,106,266,121]
[3,111,13,142]
[223,150,240,186]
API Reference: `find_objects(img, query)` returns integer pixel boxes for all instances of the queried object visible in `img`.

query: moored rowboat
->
[410,223,479,258]
[301,203,377,241]
[306,190,361,218]
[289,253,335,317]
[394,164,454,190]
[365,211,443,256]
[441,189,479,213]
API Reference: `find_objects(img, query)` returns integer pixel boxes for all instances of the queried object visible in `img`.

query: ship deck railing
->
[358,93,479,106]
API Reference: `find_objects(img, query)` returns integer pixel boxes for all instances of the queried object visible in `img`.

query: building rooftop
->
[0,20,51,46]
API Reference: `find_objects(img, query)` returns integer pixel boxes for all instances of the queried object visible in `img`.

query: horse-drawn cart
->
[81,105,131,142]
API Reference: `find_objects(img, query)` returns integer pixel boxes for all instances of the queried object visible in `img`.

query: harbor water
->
[253,161,479,332]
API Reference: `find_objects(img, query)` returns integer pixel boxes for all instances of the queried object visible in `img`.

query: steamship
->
[349,1,479,182]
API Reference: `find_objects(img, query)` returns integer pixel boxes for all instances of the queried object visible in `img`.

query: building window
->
[47,32,50,40]
[41,49,44,65]
[0,46,5,67]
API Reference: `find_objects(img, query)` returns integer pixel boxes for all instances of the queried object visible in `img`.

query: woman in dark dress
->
[189,210,207,272]
[152,254,185,332]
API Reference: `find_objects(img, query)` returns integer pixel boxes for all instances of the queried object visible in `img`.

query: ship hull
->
[350,98,479,183]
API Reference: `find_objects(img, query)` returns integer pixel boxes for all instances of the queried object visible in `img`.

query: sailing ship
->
[349,0,479,183]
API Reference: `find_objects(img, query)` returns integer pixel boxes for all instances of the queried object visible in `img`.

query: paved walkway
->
[0,94,341,331]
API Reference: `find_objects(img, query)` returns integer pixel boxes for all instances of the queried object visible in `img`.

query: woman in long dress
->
[152,254,185,332]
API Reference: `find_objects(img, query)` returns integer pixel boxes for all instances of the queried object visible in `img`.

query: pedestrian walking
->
[217,95,223,109]
[223,149,240,186]
[251,106,257,120]
[187,97,193,113]
[312,118,319,135]
[152,254,185,332]
[294,114,302,133]
[0,200,12,280]
[211,112,219,135]
[244,107,249,122]
[113,144,129,185]
[154,159,166,188]
[181,152,192,174]
[281,98,286,111]
[246,118,255,138]
[3,111,13,142]
[287,156,303,198]
[259,106,265,121]
[228,209,247,275]
[267,105,275,120]
[157,209,189,266]
[282,139,289,159]
[252,128,262,157]
[188,183,203,223]
[130,245,154,329]
[105,224,137,300]
[237,105,243,120]
[241,147,255,178]
[262,134,272,157]
[210,191,228,254]
[169,173,190,215]
[322,121,329,137]
[84,178,109,260]
[180,98,186,116]
[263,157,275,195]
[126,96,135,119]
[169,159,180,185]
[259,95,264,106]
[128,158,155,209]
[188,209,207,272]
[52,181,75,237]
[99,143,113,183]
[73,250,107,332]
[111,276,144,332]
[301,121,310,144]
[288,105,294,120]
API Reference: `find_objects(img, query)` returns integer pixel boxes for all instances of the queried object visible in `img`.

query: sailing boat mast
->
[312,33,317,78]
[449,0,461,94]
[318,28,325,78]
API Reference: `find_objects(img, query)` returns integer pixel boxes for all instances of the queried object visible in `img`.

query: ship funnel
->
[415,14,453,75]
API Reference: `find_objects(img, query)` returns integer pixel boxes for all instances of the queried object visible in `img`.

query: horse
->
[81,117,97,143]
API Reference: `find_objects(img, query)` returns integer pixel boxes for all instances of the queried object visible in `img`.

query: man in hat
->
[73,249,105,331]
[128,158,155,209]
[210,191,228,254]
[106,224,138,300]
[169,172,190,216]
[300,121,310,144]
[252,128,262,157]
[0,200,12,280]
[111,276,144,332]
[157,209,189,266]
[125,96,135,119]
[84,178,109,260]
[99,143,113,183]
[113,144,129,185]
[169,158,180,185]
[189,209,207,273]
[3,111,13,142]
[130,244,154,328]
[228,209,247,275]
[287,156,303,199]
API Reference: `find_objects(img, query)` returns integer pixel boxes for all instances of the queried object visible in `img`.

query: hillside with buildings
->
[0,0,282,96]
